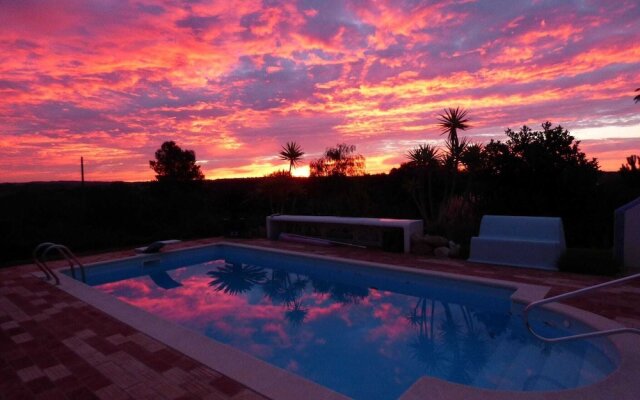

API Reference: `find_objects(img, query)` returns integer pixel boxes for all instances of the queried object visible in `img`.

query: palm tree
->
[635,88,640,103]
[278,142,305,174]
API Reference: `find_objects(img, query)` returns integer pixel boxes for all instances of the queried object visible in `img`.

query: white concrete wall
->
[624,203,640,268]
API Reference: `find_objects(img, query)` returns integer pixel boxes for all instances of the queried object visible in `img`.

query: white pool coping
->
[52,242,640,400]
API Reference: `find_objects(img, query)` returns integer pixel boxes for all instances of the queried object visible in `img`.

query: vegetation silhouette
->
[278,142,305,174]
[438,107,470,197]
[458,142,487,201]
[406,144,441,224]
[311,278,369,304]
[405,297,490,383]
[309,143,366,177]
[619,154,640,194]
[149,141,204,182]
[620,155,639,174]
[406,297,452,376]
[635,88,640,103]
[207,262,267,294]
[3,118,638,274]
[262,269,310,326]
[284,300,309,326]
[259,170,305,214]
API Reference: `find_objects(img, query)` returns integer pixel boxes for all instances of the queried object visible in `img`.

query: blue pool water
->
[75,245,617,400]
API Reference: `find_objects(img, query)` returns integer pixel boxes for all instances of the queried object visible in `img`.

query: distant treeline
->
[1,169,637,268]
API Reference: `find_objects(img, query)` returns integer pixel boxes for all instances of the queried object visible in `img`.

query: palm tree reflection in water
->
[207,262,267,294]
[207,262,497,383]
[311,279,369,305]
[406,297,452,376]
[208,263,311,326]
[406,297,490,384]
[207,262,374,326]
[263,269,310,326]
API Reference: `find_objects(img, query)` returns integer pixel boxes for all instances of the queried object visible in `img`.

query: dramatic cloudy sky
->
[1,0,639,182]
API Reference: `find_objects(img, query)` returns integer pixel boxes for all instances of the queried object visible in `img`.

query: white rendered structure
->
[614,197,640,269]
[468,215,566,271]
[266,215,423,253]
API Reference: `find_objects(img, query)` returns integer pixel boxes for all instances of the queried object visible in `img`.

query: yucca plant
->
[278,141,305,174]
[437,107,471,198]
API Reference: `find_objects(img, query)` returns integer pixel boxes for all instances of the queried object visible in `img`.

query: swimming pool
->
[59,243,620,400]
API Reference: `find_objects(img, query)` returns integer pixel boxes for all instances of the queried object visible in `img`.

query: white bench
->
[266,215,423,253]
[468,215,566,270]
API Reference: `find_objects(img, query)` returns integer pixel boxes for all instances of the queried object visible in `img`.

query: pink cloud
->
[1,0,639,182]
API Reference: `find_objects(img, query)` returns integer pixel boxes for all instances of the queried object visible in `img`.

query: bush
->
[558,248,621,276]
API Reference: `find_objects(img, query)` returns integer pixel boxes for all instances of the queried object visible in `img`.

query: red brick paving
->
[2,237,640,399]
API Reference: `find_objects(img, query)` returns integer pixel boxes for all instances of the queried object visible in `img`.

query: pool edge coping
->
[52,241,640,400]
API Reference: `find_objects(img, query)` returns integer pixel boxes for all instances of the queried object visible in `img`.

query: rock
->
[434,246,450,258]
[411,241,433,255]
[448,241,461,257]
[423,235,449,247]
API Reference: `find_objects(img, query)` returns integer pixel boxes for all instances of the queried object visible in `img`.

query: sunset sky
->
[1,0,639,182]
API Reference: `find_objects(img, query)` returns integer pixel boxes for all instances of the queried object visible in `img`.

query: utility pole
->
[81,157,85,188]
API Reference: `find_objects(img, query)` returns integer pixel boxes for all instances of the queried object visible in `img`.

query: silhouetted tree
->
[634,88,640,103]
[149,141,204,182]
[477,122,599,244]
[309,143,366,177]
[620,155,640,173]
[406,144,441,222]
[278,141,305,174]
[459,143,487,196]
[619,155,640,191]
[438,108,470,199]
[438,108,470,171]
[260,170,305,214]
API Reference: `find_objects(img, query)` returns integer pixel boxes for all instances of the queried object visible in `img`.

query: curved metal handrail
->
[32,242,59,285]
[33,242,87,284]
[523,273,640,342]
[60,246,86,283]
[42,244,86,283]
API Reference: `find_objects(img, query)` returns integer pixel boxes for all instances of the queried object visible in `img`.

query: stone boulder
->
[434,246,450,258]
[423,235,449,247]
[411,241,434,255]
[448,241,461,258]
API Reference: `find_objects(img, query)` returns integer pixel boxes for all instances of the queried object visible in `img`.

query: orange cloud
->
[1,0,638,182]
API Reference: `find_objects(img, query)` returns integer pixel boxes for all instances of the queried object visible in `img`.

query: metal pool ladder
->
[32,242,86,284]
[523,272,640,342]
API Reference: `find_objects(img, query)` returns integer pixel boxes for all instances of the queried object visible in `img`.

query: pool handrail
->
[523,272,640,342]
[32,242,86,284]
[32,242,59,285]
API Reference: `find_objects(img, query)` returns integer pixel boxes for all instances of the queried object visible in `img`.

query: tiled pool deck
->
[2,237,639,399]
